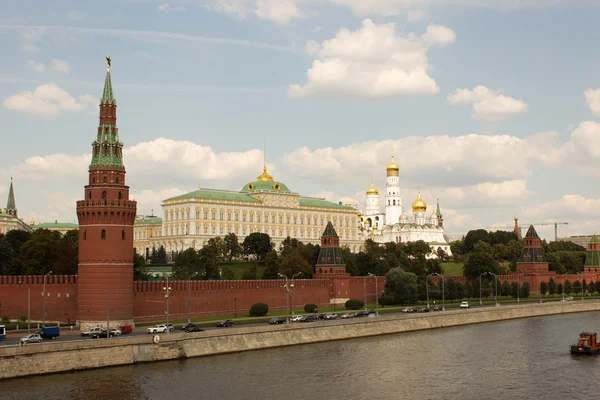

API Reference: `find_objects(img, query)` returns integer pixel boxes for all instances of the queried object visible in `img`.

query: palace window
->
[220,212,224,220]
[257,214,261,223]
[212,211,216,220]
[204,211,208,219]
[293,217,297,224]
[286,216,290,224]
[242,213,246,222]
[196,211,200,219]
[279,229,283,237]
[212,226,216,234]
[300,216,304,225]
[279,215,283,224]
[320,217,324,225]
[314,217,317,225]
[250,214,254,222]
[219,226,224,234]
[271,215,275,223]
[235,213,239,221]
[243,227,247,235]
[204,226,208,234]
[227,212,231,221]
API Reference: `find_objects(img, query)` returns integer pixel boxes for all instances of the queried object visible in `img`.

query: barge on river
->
[570,332,600,355]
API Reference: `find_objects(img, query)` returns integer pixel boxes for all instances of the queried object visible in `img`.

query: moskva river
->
[4,312,600,400]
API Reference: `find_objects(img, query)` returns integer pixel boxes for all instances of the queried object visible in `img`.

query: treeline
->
[0,229,78,276]
[451,229,587,278]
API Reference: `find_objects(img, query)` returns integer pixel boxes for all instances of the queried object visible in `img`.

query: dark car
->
[432,305,445,311]
[269,317,285,325]
[91,330,117,339]
[355,311,368,317]
[179,323,196,331]
[315,313,327,320]
[417,308,431,313]
[217,319,234,328]
[366,309,376,315]
[185,325,204,333]
[300,315,316,323]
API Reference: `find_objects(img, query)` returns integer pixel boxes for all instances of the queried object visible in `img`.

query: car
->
[417,308,430,313]
[402,307,415,313]
[20,333,42,344]
[217,319,234,328]
[185,325,204,333]
[341,313,356,319]
[147,324,169,334]
[324,313,338,320]
[119,325,133,334]
[355,311,368,317]
[179,323,196,331]
[300,315,316,323]
[91,330,119,339]
[269,317,285,325]
[166,324,174,331]
[290,315,304,322]
[315,313,327,320]
[460,301,470,309]
[81,327,102,337]
[566,296,574,301]
[366,309,376,315]
[432,305,445,311]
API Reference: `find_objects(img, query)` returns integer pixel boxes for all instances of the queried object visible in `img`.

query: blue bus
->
[0,325,5,341]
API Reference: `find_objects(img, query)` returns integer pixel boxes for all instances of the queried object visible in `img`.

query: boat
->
[570,331,600,355]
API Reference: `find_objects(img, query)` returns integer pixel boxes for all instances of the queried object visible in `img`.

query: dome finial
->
[106,54,111,71]
[256,143,274,182]
[386,150,399,176]
[412,188,427,212]
[366,176,379,195]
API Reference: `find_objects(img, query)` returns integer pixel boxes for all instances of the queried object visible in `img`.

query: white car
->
[109,328,121,336]
[147,324,169,333]
[290,315,304,322]
[81,327,102,337]
[20,334,42,344]
[459,301,470,309]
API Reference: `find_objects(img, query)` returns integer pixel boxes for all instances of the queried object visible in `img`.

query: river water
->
[4,312,600,400]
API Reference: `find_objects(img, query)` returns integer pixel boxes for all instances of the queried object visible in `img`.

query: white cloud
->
[50,59,71,73]
[559,121,600,176]
[435,179,530,207]
[22,43,39,53]
[158,3,185,12]
[26,60,45,73]
[584,88,600,117]
[289,19,454,98]
[21,27,44,41]
[447,85,528,121]
[2,83,95,118]
[132,188,186,215]
[254,0,303,24]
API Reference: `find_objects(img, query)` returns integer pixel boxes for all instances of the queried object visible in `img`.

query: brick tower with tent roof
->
[313,221,350,304]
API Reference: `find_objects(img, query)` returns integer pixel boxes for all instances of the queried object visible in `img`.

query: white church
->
[358,155,452,257]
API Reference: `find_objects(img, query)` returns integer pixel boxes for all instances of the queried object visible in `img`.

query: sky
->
[2,0,600,241]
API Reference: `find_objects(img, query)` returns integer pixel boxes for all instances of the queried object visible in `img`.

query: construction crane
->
[536,222,569,242]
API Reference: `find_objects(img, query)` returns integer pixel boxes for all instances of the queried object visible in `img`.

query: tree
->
[589,280,595,295]
[172,248,202,280]
[463,229,490,253]
[511,282,519,299]
[243,233,272,263]
[445,278,458,301]
[18,232,58,275]
[133,251,149,281]
[463,252,500,281]
[340,246,358,276]
[481,279,491,298]
[548,277,557,297]
[381,267,418,305]
[224,233,242,263]
[564,280,572,295]
[0,236,15,275]
[557,283,563,297]
[242,265,259,279]
[261,250,280,280]
[199,243,222,280]
[221,267,235,280]
[152,245,167,264]
[279,251,313,278]
[501,280,511,298]
[520,282,530,299]
[582,279,588,295]
[205,237,226,264]
[473,240,492,254]
[596,281,600,295]
[540,281,549,297]
[573,280,582,295]
[450,240,465,259]
[5,229,32,256]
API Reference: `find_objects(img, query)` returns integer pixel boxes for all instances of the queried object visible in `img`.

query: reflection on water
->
[4,312,600,400]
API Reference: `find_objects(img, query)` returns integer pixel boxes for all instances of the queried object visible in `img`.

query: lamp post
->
[363,275,367,311]
[479,273,483,306]
[291,272,300,317]
[517,272,521,303]
[579,273,584,302]
[429,273,444,310]
[562,276,565,301]
[42,270,53,327]
[278,273,290,324]
[368,273,378,315]
[163,275,173,335]
[425,277,430,309]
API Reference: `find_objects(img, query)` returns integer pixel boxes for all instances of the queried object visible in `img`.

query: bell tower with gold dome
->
[385,153,402,225]
[412,190,427,225]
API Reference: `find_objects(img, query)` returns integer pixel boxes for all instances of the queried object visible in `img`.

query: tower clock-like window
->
[116,177,119,184]
[101,229,106,240]
[103,176,107,183]
[118,192,122,200]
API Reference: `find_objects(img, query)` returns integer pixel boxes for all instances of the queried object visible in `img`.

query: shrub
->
[0,316,9,324]
[249,302,269,317]
[304,304,317,313]
[344,299,364,310]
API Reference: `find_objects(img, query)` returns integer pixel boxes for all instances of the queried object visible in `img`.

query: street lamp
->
[42,270,53,327]
[517,271,521,303]
[291,272,300,317]
[163,275,173,335]
[368,273,378,316]
[429,273,444,310]
[278,273,291,324]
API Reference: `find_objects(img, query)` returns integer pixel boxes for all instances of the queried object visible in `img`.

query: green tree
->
[221,267,235,280]
[224,233,242,263]
[481,279,491,298]
[279,250,313,278]
[406,240,432,259]
[463,229,490,253]
[199,241,222,279]
[450,240,465,259]
[573,280,582,294]
[501,280,511,298]
[564,280,572,295]
[463,252,500,281]
[381,267,418,304]
[243,233,273,263]
[261,250,280,280]
[0,235,15,275]
[557,283,563,297]
[152,245,167,264]
[173,248,202,280]
[445,278,458,301]
[589,280,596,295]
[582,279,588,295]
[540,281,549,297]
[520,282,530,299]
[340,246,358,276]
[18,232,58,275]
[595,281,600,295]
[5,229,32,256]
[511,281,519,299]
[242,265,259,280]
[548,277,557,297]
[473,240,492,254]
[133,251,149,281]
[206,237,227,264]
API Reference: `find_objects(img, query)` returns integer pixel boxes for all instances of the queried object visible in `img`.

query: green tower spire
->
[101,55,115,105]
[6,177,15,210]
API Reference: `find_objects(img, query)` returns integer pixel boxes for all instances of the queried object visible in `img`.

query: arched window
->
[92,177,96,184]
[393,200,396,206]
[83,230,87,240]
[102,191,107,201]
[116,177,119,184]
[88,192,91,200]
[118,192,122,200]
[101,229,106,240]
[121,230,125,240]
[103,176,107,184]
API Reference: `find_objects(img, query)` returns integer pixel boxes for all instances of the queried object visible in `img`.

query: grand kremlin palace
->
[133,164,364,259]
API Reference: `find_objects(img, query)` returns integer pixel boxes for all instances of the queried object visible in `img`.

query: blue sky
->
[2,0,600,240]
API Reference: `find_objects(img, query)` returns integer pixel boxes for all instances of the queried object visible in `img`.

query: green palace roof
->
[34,222,79,229]
[240,180,293,193]
[165,189,260,203]
[299,198,354,210]
[135,217,162,225]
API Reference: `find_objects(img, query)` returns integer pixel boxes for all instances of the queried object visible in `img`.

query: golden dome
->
[386,155,399,172]
[366,183,379,195]
[412,190,427,212]
[256,166,274,182]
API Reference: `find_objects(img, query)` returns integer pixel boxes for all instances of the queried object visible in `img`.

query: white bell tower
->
[385,153,402,225]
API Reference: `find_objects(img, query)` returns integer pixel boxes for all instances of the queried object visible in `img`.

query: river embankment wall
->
[1,301,598,380]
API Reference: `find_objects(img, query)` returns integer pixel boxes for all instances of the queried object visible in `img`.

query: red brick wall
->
[348,277,386,302]
[0,276,78,324]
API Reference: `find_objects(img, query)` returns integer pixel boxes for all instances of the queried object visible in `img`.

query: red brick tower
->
[76,57,137,329]
[516,225,549,273]
[313,221,350,304]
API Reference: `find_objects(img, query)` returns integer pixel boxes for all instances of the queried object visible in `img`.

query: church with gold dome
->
[133,160,364,260]
[358,155,451,257]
